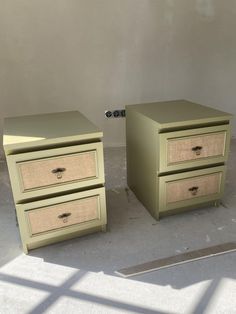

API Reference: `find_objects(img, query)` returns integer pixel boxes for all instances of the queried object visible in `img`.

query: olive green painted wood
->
[7,142,105,203]
[16,187,107,254]
[158,165,226,213]
[159,124,231,173]
[126,110,159,219]
[159,200,221,218]
[3,111,102,154]
[127,100,233,129]
[126,100,232,220]
[3,111,107,253]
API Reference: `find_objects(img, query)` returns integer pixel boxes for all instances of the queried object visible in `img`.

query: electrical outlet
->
[120,109,126,117]
[105,111,113,118]
[105,110,126,118]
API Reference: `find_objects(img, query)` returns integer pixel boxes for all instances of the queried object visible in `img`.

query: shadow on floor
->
[27,187,236,286]
[1,146,236,291]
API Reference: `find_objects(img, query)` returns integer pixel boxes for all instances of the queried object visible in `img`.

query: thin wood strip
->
[116,242,236,278]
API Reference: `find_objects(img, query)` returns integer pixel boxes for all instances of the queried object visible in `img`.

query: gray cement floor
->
[0,143,236,314]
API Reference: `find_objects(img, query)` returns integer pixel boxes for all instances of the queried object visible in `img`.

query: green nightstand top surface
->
[126,100,233,129]
[3,111,102,153]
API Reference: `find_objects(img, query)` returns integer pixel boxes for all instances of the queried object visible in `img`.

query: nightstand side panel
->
[126,107,159,219]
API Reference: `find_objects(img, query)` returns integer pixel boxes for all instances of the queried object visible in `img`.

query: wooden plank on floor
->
[115,242,236,278]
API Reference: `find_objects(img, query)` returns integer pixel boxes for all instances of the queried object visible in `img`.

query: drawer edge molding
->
[158,165,226,213]
[159,124,231,173]
[15,187,107,252]
[7,142,105,202]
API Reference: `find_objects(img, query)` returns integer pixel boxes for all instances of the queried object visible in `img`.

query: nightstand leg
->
[22,244,28,254]
[214,200,220,207]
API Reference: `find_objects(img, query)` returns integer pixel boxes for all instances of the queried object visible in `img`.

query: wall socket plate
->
[105,110,126,118]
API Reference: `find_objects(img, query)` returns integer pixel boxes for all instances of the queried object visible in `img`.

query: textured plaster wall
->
[0,0,235,154]
[186,0,236,136]
[0,0,192,151]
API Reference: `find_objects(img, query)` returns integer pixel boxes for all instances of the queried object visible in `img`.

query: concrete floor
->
[0,142,236,314]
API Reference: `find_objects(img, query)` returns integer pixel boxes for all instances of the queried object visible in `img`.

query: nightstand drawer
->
[16,187,106,243]
[159,165,225,212]
[168,132,225,163]
[7,142,104,202]
[166,173,221,203]
[19,150,97,191]
[159,125,230,172]
[28,195,100,235]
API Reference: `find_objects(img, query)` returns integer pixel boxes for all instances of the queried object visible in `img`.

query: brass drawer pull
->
[51,167,66,179]
[58,212,71,223]
[188,186,199,196]
[192,146,203,156]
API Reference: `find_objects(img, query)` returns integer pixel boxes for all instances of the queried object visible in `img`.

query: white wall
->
[0,0,235,156]
[0,0,192,152]
[186,0,236,137]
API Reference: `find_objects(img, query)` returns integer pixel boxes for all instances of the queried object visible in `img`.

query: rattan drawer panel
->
[167,132,226,164]
[19,151,97,191]
[159,125,231,173]
[27,195,99,235]
[7,142,105,202]
[16,187,107,253]
[166,173,221,204]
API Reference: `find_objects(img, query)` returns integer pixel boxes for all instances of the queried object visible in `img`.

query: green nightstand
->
[3,111,107,253]
[126,100,233,219]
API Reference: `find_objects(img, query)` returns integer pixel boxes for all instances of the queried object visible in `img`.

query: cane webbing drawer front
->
[159,166,225,213]
[19,151,97,190]
[7,142,104,202]
[166,173,221,203]
[159,124,230,173]
[28,195,100,235]
[16,187,106,246]
[27,196,100,235]
[167,132,226,164]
